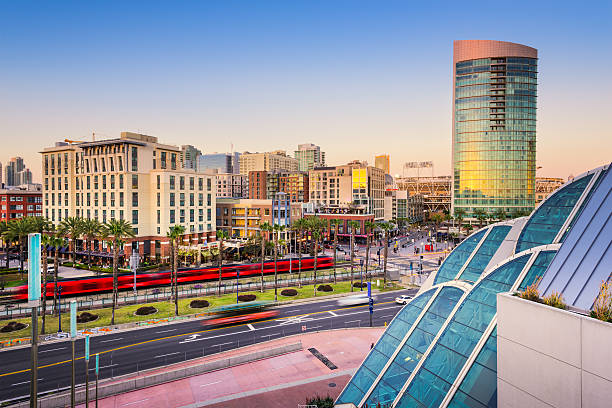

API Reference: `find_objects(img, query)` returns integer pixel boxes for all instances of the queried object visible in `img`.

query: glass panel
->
[434,230,487,285]
[459,226,511,282]
[518,250,557,290]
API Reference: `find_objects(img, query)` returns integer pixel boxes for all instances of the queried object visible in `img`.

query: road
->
[0,288,418,403]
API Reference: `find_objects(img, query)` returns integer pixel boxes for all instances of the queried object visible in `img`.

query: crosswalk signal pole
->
[27,233,41,408]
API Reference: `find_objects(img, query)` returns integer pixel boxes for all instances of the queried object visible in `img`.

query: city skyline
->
[1,1,611,182]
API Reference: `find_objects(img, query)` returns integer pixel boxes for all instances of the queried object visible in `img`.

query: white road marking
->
[99,364,118,369]
[154,352,180,359]
[211,342,232,348]
[155,329,177,334]
[345,320,361,324]
[247,324,255,331]
[122,399,149,406]
[328,311,338,317]
[100,337,123,343]
[39,347,66,353]
[12,381,30,386]
[200,380,222,387]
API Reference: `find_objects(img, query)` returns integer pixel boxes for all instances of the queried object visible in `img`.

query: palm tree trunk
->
[273,235,278,302]
[5,240,9,270]
[41,246,48,334]
[111,245,118,325]
[260,236,265,293]
[19,239,24,279]
[218,240,223,296]
[174,243,179,316]
[88,238,92,267]
[383,232,389,287]
[350,231,354,292]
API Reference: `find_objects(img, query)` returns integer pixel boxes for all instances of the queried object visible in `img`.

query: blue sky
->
[1,0,610,180]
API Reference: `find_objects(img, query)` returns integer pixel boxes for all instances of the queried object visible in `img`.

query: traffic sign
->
[27,233,41,302]
[367,282,371,297]
[85,335,90,362]
[70,301,77,338]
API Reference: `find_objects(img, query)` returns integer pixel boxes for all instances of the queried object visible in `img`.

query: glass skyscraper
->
[452,40,537,218]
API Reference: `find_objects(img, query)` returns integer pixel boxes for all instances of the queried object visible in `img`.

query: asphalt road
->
[0,287,418,403]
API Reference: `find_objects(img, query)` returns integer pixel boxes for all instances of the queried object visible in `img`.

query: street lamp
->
[360,259,364,291]
[57,285,63,333]
[236,269,240,304]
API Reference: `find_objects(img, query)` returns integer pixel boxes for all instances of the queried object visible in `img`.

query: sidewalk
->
[78,327,384,408]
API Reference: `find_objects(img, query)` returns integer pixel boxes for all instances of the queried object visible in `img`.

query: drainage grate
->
[308,347,338,370]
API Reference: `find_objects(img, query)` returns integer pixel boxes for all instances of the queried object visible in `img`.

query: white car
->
[337,294,372,307]
[395,294,413,305]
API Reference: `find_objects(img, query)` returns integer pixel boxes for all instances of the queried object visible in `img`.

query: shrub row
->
[135,306,157,316]
[0,321,27,333]
[281,289,298,297]
[317,284,333,292]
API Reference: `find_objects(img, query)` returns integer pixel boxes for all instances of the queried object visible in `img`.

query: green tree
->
[103,219,135,325]
[0,221,9,271]
[291,218,308,288]
[329,219,341,284]
[473,208,488,229]
[58,216,84,264]
[306,216,327,296]
[167,225,185,316]
[272,224,286,301]
[259,222,273,292]
[216,229,229,296]
[378,221,395,287]
[492,208,507,222]
[464,223,474,235]
[430,212,444,240]
[348,220,360,292]
[364,220,377,282]
[40,233,51,333]
[5,217,34,277]
[453,208,466,236]
[81,218,104,268]
[47,234,66,317]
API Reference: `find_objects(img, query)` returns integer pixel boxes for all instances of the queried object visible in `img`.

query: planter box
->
[497,293,612,408]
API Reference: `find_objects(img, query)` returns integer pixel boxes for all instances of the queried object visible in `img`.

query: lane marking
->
[247,324,255,331]
[11,381,29,386]
[122,399,149,406]
[100,337,123,343]
[154,352,180,359]
[328,311,338,317]
[39,347,66,353]
[0,298,406,377]
[345,320,360,324]
[155,329,177,334]
[210,342,232,348]
[200,380,222,387]
[99,364,118,369]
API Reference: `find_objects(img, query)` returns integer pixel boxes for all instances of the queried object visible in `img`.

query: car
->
[337,293,372,307]
[395,294,413,305]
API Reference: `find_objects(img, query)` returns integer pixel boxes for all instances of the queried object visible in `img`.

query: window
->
[109,157,114,171]
[110,175,115,189]
[207,194,211,206]
[180,193,185,206]
[131,146,138,171]
[189,177,194,190]
[180,209,185,223]
[157,175,160,189]
[169,209,175,224]
[161,151,167,169]
[102,192,107,206]
[111,192,115,206]
[189,193,194,206]
[94,193,98,206]
[190,209,194,222]
[132,210,138,225]
[171,153,177,170]
[207,178,211,191]
[170,193,175,206]
[132,174,138,189]
[157,193,160,207]
[119,174,124,188]
[86,193,91,206]
[198,194,203,206]
[119,192,124,207]
[102,175,106,189]
[180,176,185,190]
[64,177,68,190]
[118,156,123,171]
[170,176,175,190]
[199,209,203,222]
[198,178,203,190]
[132,192,138,206]
[157,210,160,224]
[207,208,211,221]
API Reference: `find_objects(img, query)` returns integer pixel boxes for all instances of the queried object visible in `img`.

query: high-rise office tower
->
[295,143,325,171]
[181,145,202,170]
[452,40,537,219]
[374,154,390,174]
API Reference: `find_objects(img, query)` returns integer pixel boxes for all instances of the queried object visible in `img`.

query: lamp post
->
[360,259,364,291]
[95,353,99,408]
[70,300,77,408]
[57,285,63,332]
[28,233,41,408]
[236,269,240,304]
[85,334,90,407]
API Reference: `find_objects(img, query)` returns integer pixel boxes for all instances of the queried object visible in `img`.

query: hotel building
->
[239,151,298,176]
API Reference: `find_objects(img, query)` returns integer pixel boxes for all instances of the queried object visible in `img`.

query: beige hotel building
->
[41,132,216,260]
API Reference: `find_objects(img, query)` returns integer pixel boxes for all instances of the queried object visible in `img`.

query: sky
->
[1,0,611,182]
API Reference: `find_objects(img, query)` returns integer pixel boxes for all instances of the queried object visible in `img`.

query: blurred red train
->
[9,256,333,301]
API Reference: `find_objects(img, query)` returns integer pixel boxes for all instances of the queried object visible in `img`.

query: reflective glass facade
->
[515,173,592,253]
[433,230,487,285]
[458,226,511,283]
[453,53,537,218]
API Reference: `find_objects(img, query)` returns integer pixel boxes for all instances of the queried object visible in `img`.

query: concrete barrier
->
[14,342,302,408]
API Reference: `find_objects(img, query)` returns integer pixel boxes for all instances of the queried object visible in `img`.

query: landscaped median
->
[0,280,404,345]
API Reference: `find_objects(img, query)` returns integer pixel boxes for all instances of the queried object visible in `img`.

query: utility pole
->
[95,353,99,408]
[85,334,90,407]
[27,233,41,408]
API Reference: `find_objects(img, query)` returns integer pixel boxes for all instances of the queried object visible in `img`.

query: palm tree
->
[443,211,452,239]
[259,222,272,292]
[473,208,488,229]
[103,219,135,325]
[40,233,51,334]
[364,220,377,282]
[430,212,444,241]
[290,218,307,288]
[492,208,506,222]
[453,208,466,236]
[167,225,185,316]
[216,229,229,296]
[272,224,286,301]
[47,234,66,317]
[307,217,327,296]
[465,223,474,236]
[82,218,104,268]
[58,216,84,264]
[378,221,394,287]
[348,220,360,292]
[5,218,34,278]
[0,221,9,271]
[329,219,341,284]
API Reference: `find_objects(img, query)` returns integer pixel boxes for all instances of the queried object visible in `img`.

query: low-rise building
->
[248,170,309,203]
[383,190,425,223]
[0,189,43,221]
[216,173,248,198]
[239,150,298,176]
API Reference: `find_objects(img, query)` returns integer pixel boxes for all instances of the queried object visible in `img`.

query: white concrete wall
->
[497,293,612,408]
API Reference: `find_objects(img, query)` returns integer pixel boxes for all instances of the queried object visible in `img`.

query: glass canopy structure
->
[336,164,610,408]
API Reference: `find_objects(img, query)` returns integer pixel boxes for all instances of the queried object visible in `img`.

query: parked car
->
[337,293,372,307]
[395,294,413,305]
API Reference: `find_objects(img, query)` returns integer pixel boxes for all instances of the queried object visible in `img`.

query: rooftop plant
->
[591,281,612,323]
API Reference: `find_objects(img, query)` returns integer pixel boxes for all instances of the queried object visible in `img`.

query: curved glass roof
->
[515,173,593,253]
[336,289,436,406]
[434,229,487,285]
[395,255,530,407]
[458,226,511,283]
[364,286,464,407]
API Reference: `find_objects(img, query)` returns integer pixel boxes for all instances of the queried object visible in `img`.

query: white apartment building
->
[215,173,248,198]
[238,150,298,176]
[41,132,216,260]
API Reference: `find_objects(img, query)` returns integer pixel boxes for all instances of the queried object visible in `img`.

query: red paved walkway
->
[79,327,382,408]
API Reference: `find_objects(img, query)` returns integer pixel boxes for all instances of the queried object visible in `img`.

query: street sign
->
[369,297,374,314]
[27,233,41,302]
[70,301,77,338]
[95,353,99,375]
[367,282,371,298]
[85,335,90,362]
